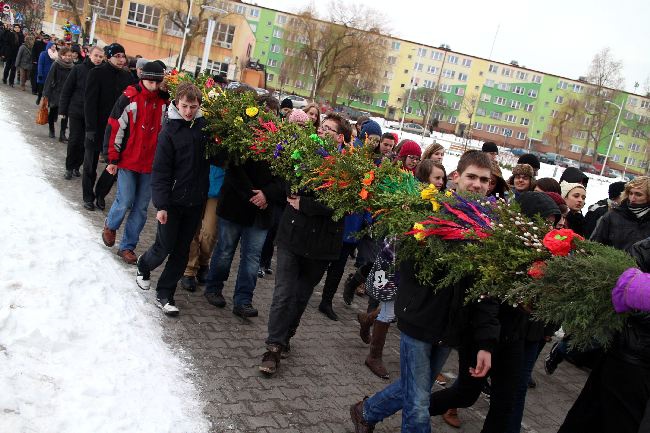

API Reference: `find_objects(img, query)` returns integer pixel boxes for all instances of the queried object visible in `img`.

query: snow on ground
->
[0,106,209,432]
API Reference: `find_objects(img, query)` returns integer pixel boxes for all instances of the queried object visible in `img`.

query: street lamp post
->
[199,6,227,74]
[399,62,418,140]
[177,0,194,70]
[311,49,322,101]
[599,100,623,177]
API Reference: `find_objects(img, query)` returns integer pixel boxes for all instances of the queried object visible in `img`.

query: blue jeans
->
[506,340,541,433]
[205,217,267,306]
[363,332,449,433]
[106,168,151,252]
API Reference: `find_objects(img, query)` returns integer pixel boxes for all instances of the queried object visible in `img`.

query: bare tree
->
[459,92,479,138]
[281,1,389,102]
[544,98,582,157]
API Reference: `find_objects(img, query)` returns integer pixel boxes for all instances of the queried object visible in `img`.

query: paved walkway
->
[1,84,588,432]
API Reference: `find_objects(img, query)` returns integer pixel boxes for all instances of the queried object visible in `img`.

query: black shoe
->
[49,130,55,138]
[83,201,95,211]
[257,267,265,278]
[204,292,226,308]
[95,196,105,210]
[180,276,197,292]
[64,170,72,180]
[59,135,68,143]
[318,301,338,321]
[264,267,273,275]
[72,168,81,177]
[545,342,562,375]
[233,303,258,318]
[342,274,357,305]
[528,376,537,389]
[2,79,6,84]
[196,266,209,284]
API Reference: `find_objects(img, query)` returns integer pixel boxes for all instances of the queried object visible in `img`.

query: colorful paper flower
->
[359,188,369,200]
[420,184,438,201]
[543,229,584,256]
[412,223,426,241]
[362,170,375,186]
[205,77,215,88]
[246,106,259,117]
[527,260,547,279]
[234,116,243,125]
[291,150,302,160]
[273,144,284,159]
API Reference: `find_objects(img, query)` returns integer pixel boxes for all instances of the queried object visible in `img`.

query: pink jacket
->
[612,268,650,313]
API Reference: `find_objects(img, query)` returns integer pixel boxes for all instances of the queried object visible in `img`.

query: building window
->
[505,114,517,123]
[248,7,259,18]
[497,83,510,91]
[481,94,491,102]
[611,154,621,162]
[233,4,245,14]
[431,51,443,61]
[528,89,538,98]
[524,103,534,112]
[448,55,458,64]
[422,79,434,89]
[387,56,397,65]
[532,74,542,83]
[164,13,191,36]
[502,128,513,137]
[270,44,280,53]
[448,115,458,124]
[573,131,588,140]
[414,62,424,71]
[516,71,528,80]
[249,23,257,32]
[488,64,498,73]
[267,73,274,82]
[439,83,452,93]
[427,65,439,75]
[501,68,512,77]
[267,58,277,67]
[572,84,583,93]
[98,0,122,22]
[455,87,465,96]
[417,47,427,57]
[641,100,650,109]
[458,73,468,82]
[555,95,564,104]
[516,131,526,140]
[127,2,161,31]
[520,117,530,126]
[381,85,390,93]
[569,144,582,153]
[511,100,521,109]
[490,111,502,120]
[442,69,454,78]
[494,96,507,106]
[557,80,568,90]
[512,86,525,95]
[462,58,472,67]
[214,23,235,48]
[51,0,84,12]
[376,99,387,108]
[487,124,499,133]
[477,107,487,116]
[451,101,461,110]
[391,41,401,50]
[624,156,636,166]
[276,14,287,24]
[624,111,634,120]
[474,122,483,130]
[484,79,495,88]
[200,59,228,77]
[272,29,283,38]
[629,142,641,152]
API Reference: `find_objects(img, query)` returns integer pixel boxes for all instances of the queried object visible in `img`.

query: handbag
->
[36,97,48,125]
[365,238,399,302]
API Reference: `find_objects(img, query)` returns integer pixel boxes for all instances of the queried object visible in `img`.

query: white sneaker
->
[136,256,150,290]
[156,298,180,316]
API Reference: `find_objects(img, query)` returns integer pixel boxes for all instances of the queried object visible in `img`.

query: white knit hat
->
[560,181,586,198]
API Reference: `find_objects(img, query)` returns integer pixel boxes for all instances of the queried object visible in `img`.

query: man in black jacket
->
[1,24,24,86]
[136,83,210,316]
[258,113,347,376]
[583,181,625,237]
[60,46,105,179]
[350,150,499,433]
[30,33,48,94]
[81,42,133,210]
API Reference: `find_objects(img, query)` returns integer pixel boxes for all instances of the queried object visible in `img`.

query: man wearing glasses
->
[82,43,134,211]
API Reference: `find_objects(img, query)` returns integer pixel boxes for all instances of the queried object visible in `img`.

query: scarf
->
[629,204,650,219]
[55,58,73,69]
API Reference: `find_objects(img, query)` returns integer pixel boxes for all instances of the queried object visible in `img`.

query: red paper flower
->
[527,261,547,279]
[543,229,584,256]
[362,170,375,186]
[359,188,369,200]
[205,77,215,88]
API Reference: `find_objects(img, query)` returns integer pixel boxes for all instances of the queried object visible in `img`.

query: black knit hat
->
[482,141,498,153]
[608,181,626,200]
[517,153,540,171]
[104,43,125,59]
[517,191,561,224]
[280,98,293,109]
[140,61,165,82]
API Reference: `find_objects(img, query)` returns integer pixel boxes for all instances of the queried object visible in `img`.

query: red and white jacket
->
[105,83,169,174]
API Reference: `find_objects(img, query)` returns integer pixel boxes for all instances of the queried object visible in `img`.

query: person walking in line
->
[59,45,104,180]
[43,46,73,141]
[30,33,49,95]
[14,35,33,91]
[136,82,211,316]
[1,24,24,86]
[101,61,168,265]
[82,43,133,211]
[36,40,55,105]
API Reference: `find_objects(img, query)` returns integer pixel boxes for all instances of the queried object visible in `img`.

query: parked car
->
[579,163,599,175]
[254,87,269,96]
[401,122,431,137]
[225,81,256,93]
[334,105,370,121]
[274,93,309,109]
[540,152,560,165]
[509,148,528,157]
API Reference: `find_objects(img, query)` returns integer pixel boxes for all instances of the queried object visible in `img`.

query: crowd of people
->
[2,31,650,432]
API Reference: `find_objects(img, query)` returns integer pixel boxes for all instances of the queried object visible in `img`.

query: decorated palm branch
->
[164,72,638,349]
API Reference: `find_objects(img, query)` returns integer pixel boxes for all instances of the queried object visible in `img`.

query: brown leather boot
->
[442,408,461,428]
[357,307,380,344]
[365,320,390,379]
[350,398,375,433]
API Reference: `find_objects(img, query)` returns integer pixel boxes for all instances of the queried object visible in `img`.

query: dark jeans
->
[266,247,329,347]
[506,340,543,433]
[429,338,523,433]
[321,242,355,304]
[3,60,16,84]
[259,204,283,269]
[30,65,37,93]
[558,353,650,433]
[48,106,67,136]
[82,144,115,203]
[139,205,203,301]
[66,115,85,170]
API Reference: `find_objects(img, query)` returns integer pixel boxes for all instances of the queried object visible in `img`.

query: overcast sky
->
[247,0,649,94]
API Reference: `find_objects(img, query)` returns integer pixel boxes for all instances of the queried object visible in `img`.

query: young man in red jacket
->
[101,61,169,264]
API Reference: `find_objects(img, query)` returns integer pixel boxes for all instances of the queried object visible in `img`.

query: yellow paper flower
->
[413,223,426,241]
[245,106,259,117]
[234,116,243,125]
[445,190,453,197]
[420,184,438,201]
[431,200,440,212]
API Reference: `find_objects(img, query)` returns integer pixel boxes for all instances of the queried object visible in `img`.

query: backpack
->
[365,238,399,302]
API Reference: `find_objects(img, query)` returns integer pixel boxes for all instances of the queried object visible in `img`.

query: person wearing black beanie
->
[517,153,540,176]
[481,141,499,161]
[280,97,293,118]
[583,181,626,237]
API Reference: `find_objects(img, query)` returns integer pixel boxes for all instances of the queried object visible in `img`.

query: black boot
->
[48,124,55,138]
[318,300,338,321]
[64,170,72,180]
[343,272,364,305]
[59,117,68,142]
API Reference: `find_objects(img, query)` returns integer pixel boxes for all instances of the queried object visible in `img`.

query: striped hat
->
[140,61,165,82]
